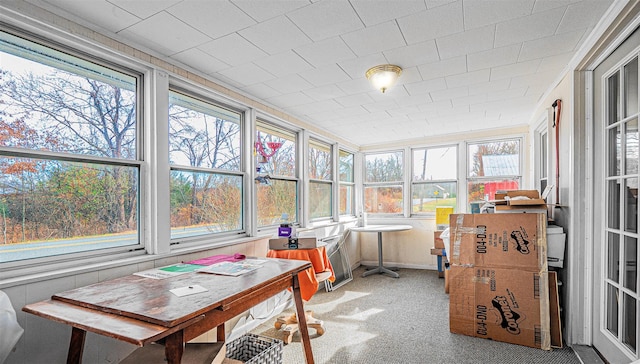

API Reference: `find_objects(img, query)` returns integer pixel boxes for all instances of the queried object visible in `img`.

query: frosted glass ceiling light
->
[365,64,402,93]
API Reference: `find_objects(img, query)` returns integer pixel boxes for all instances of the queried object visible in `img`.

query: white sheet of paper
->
[170,284,208,297]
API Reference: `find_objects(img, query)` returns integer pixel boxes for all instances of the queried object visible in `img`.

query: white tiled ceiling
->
[26,0,616,147]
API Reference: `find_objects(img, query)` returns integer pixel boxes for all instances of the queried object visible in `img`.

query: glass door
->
[594,34,639,362]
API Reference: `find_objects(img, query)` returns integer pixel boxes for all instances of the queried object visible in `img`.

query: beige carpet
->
[250,266,580,364]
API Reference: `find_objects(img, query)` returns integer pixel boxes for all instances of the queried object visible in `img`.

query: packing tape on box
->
[451,214,486,261]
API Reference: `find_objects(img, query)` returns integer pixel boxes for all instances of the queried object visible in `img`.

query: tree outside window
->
[255,122,297,227]
[339,150,354,216]
[411,146,457,214]
[309,139,332,220]
[168,90,242,239]
[364,151,403,214]
[0,30,140,263]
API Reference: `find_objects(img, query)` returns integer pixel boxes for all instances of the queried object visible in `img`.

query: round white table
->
[349,224,413,278]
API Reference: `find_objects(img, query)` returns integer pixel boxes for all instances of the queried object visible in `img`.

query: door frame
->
[577,4,640,362]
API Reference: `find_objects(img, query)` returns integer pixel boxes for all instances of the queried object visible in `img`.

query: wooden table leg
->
[67,327,86,364]
[164,330,184,364]
[216,324,225,342]
[292,274,314,364]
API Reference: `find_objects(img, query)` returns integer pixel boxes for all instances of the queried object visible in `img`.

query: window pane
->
[467,179,519,203]
[625,178,637,233]
[339,150,354,182]
[309,140,331,180]
[468,140,520,177]
[609,126,622,176]
[0,32,138,159]
[606,283,619,336]
[339,184,354,216]
[257,179,297,227]
[310,181,331,219]
[609,179,621,229]
[365,151,403,183]
[412,181,457,214]
[623,293,637,353]
[364,185,403,213]
[0,158,139,263]
[609,71,620,125]
[0,30,141,263]
[608,232,620,282]
[169,91,241,171]
[256,123,296,178]
[170,171,242,239]
[624,236,637,292]
[339,149,354,217]
[625,57,638,117]
[625,119,638,175]
[413,146,457,181]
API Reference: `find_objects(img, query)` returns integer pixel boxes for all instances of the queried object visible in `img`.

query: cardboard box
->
[494,190,545,205]
[434,231,445,249]
[495,205,548,215]
[448,266,550,350]
[448,213,547,271]
[268,237,317,250]
[549,271,563,348]
[430,248,446,256]
[505,190,545,206]
[493,190,547,216]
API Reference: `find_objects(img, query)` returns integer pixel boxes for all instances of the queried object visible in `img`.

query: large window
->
[308,139,332,220]
[168,90,242,240]
[255,121,298,227]
[467,139,521,205]
[339,150,355,216]
[364,151,403,214]
[412,146,457,214]
[0,30,141,263]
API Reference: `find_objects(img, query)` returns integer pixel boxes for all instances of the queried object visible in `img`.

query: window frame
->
[465,137,524,208]
[167,86,246,244]
[255,119,300,230]
[308,138,333,222]
[0,25,147,270]
[362,149,405,217]
[338,148,356,218]
[534,114,550,200]
[410,144,458,216]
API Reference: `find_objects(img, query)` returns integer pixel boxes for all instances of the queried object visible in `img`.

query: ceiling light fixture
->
[365,64,402,93]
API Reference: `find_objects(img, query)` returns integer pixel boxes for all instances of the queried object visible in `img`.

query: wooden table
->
[23,258,315,364]
[350,224,413,278]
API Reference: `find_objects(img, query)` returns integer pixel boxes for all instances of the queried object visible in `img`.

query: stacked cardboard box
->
[448,213,550,350]
[493,190,548,215]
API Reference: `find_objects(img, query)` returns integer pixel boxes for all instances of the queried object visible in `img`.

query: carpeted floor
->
[250,266,580,364]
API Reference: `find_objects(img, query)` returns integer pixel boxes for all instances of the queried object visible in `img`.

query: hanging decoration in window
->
[255,132,282,163]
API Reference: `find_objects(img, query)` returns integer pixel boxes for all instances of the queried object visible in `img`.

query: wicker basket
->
[226,333,283,364]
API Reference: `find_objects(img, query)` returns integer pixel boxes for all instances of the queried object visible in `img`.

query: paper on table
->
[170,285,208,297]
[196,261,262,276]
[134,263,201,279]
[243,258,267,265]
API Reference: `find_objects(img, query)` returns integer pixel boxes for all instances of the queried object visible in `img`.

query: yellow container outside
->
[435,206,454,230]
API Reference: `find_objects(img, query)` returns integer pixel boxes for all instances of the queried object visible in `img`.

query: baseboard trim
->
[572,345,606,364]
[358,261,437,270]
